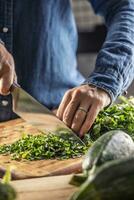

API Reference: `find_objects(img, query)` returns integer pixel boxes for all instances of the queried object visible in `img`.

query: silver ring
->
[78,107,88,114]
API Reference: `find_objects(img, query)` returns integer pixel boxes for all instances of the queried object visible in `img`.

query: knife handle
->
[10,82,21,92]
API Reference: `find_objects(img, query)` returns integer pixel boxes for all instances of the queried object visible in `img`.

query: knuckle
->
[72,89,82,99]
[74,112,84,123]
[74,89,81,96]
[0,58,14,72]
[65,90,72,98]
[73,114,80,123]
[5,62,11,70]
[87,91,93,99]
[8,54,14,65]
[96,98,104,108]
[4,63,14,74]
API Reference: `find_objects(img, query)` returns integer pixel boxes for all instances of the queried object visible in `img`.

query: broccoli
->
[0,183,16,200]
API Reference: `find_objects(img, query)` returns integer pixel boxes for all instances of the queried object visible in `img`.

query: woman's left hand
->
[56,84,111,137]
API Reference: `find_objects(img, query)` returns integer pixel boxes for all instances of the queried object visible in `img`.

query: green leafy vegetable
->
[0,168,16,200]
[90,96,134,140]
[0,132,92,161]
[0,183,16,200]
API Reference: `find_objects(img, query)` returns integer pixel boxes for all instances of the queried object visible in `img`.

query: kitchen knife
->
[11,83,85,145]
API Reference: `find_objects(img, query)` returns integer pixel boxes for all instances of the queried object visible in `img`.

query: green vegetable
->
[70,157,134,200]
[83,130,134,175]
[90,96,134,140]
[0,132,92,161]
[0,183,16,200]
[2,167,11,184]
[70,130,134,186]
[0,168,16,200]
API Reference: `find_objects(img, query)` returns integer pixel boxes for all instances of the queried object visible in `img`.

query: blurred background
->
[72,0,134,96]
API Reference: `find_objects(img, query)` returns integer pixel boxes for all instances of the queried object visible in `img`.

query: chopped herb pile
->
[91,96,134,140]
[0,132,91,161]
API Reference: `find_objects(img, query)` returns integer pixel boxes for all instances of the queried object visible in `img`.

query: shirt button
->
[2,100,9,106]
[2,27,9,33]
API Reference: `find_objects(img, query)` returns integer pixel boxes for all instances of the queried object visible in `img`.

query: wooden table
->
[11,174,77,200]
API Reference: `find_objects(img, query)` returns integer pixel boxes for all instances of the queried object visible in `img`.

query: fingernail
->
[72,123,76,129]
[79,134,84,139]
[79,131,83,138]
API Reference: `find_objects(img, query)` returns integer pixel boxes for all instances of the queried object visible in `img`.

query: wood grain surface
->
[0,119,83,180]
[11,174,77,200]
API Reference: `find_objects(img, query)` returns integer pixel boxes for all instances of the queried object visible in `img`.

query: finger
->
[0,73,13,95]
[14,71,18,83]
[0,61,14,95]
[62,98,79,127]
[0,55,6,77]
[57,90,72,120]
[71,102,90,133]
[52,109,57,115]
[79,104,101,137]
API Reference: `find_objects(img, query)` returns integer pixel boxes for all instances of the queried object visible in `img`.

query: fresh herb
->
[90,96,134,140]
[1,167,11,184]
[0,132,92,161]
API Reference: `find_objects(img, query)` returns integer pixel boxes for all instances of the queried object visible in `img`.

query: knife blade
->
[11,83,85,145]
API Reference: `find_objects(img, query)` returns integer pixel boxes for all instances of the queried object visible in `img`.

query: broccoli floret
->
[0,183,16,200]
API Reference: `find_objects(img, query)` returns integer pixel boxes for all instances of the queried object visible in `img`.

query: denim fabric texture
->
[0,0,134,121]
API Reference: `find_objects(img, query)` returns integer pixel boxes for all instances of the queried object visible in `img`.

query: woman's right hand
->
[0,43,16,95]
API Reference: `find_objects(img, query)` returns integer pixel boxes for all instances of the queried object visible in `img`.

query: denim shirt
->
[0,0,134,121]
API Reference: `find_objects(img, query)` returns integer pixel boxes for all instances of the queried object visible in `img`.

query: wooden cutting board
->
[0,119,83,180]
[11,174,77,200]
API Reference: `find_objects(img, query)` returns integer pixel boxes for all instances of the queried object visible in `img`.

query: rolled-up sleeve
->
[84,0,134,102]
